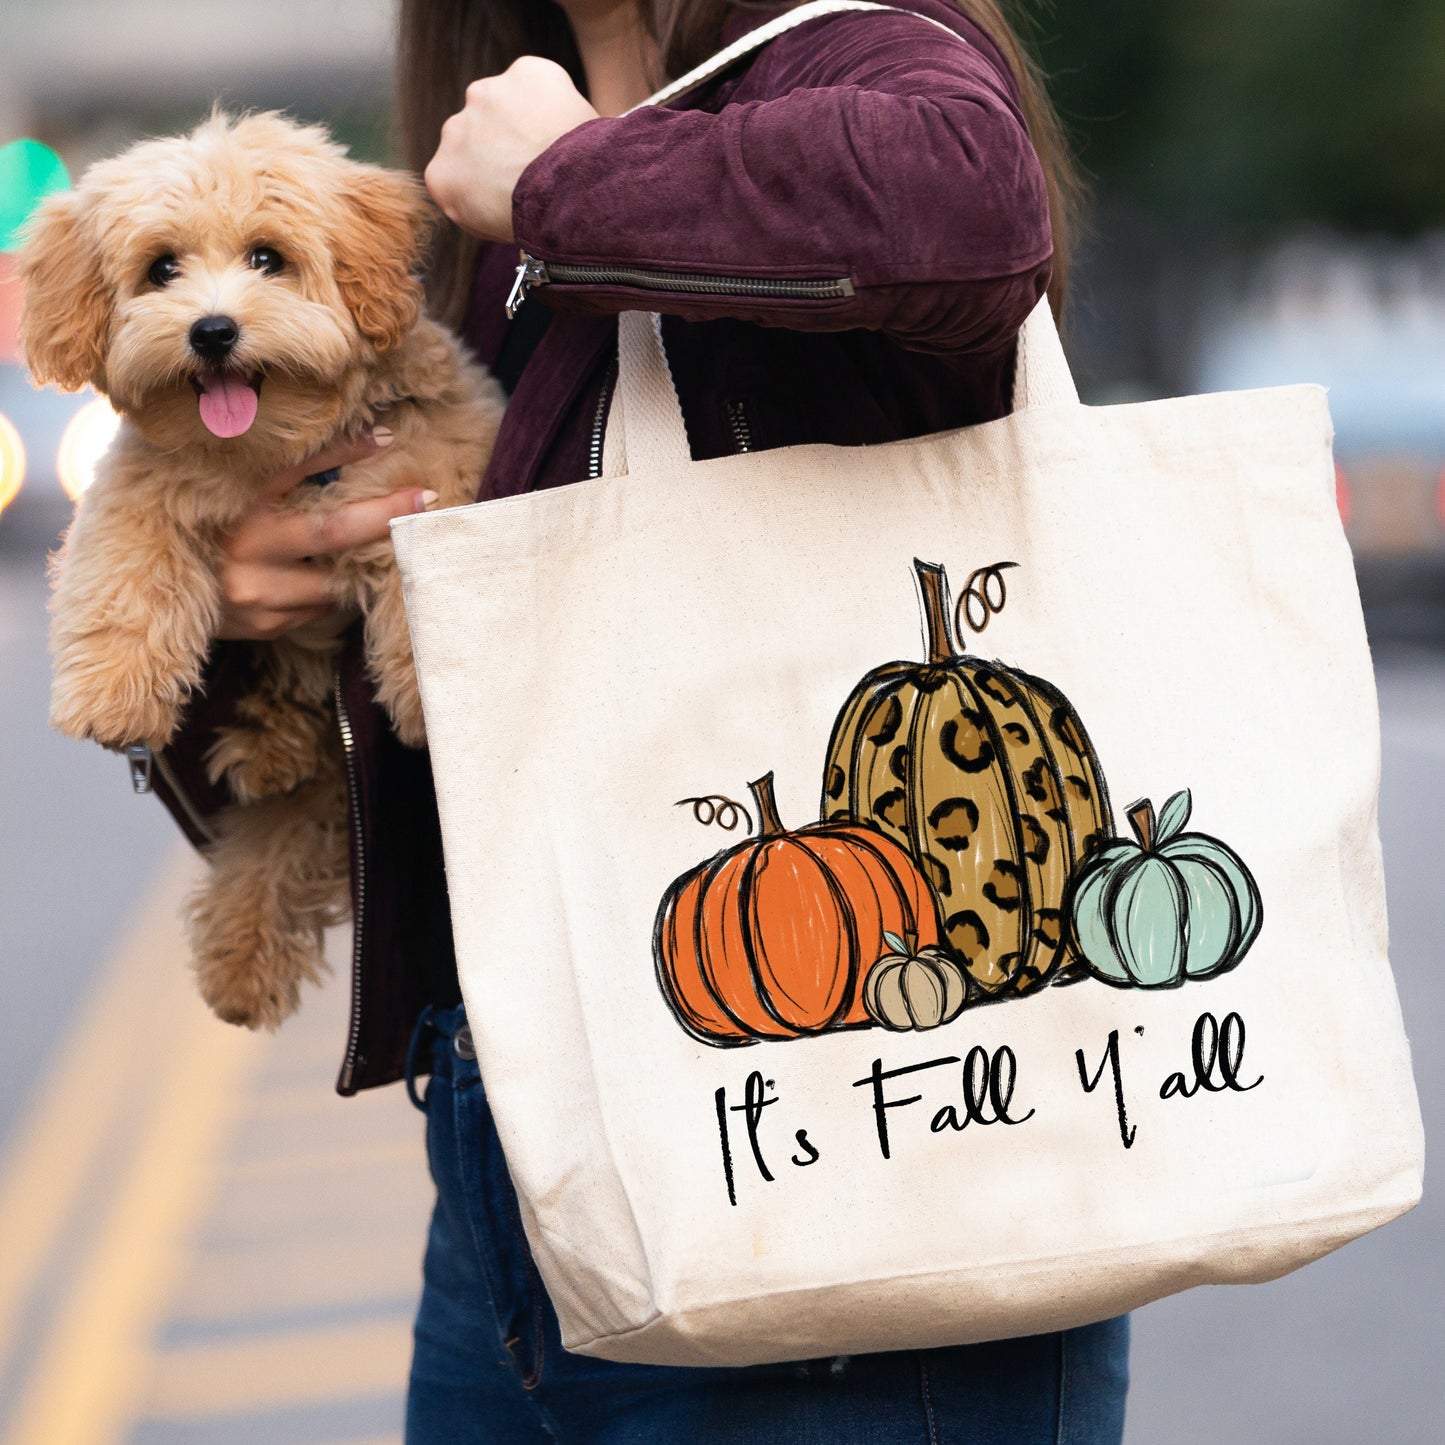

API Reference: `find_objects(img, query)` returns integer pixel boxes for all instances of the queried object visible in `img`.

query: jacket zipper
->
[507,253,854,320]
[726,399,754,453]
[586,358,618,480]
[587,374,757,475]
[334,665,366,1094]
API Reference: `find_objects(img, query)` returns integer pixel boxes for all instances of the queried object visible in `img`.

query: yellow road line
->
[0,865,263,1445]
[143,1316,414,1420]
[0,851,199,1386]
[177,1240,425,1323]
[221,1139,421,1182]
[241,1082,357,1116]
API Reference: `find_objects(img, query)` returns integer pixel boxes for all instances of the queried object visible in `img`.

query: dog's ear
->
[333,166,432,354]
[18,191,111,392]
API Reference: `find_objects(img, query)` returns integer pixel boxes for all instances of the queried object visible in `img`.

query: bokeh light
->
[56,395,121,501]
[0,410,25,513]
[0,138,71,253]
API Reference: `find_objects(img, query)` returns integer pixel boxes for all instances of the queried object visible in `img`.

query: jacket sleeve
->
[146,642,257,851]
[510,7,1052,357]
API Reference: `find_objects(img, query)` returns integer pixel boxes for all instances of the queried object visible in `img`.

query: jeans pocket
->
[1057,1317,1130,1445]
[445,1056,549,1388]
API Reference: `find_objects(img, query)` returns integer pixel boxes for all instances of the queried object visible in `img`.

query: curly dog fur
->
[21,111,503,1029]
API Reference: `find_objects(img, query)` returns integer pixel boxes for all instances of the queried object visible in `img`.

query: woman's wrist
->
[426,57,600,244]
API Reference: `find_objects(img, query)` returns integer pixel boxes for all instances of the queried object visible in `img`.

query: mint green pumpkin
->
[1068,790,1261,989]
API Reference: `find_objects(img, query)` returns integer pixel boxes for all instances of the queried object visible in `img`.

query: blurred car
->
[0,359,110,520]
[1193,236,1445,564]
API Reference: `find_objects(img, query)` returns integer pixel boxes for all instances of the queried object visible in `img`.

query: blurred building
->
[1,0,394,151]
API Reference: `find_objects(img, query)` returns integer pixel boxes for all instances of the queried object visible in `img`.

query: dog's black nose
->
[189,315,239,361]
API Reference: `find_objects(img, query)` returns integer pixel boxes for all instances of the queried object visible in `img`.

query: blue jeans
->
[405,1004,1128,1444]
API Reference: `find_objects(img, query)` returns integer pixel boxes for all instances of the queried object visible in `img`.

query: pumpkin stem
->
[1128,799,1156,852]
[915,559,957,664]
[749,772,786,839]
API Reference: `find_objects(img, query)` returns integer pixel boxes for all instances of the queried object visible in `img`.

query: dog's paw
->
[199,974,298,1031]
[209,725,321,803]
[50,667,180,750]
[192,931,316,1031]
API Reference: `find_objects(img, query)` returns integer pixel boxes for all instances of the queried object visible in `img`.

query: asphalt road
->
[0,492,180,1143]
[1,484,1440,1443]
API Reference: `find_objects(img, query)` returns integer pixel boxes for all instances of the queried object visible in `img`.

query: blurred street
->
[1,496,430,1445]
[1,482,1442,1443]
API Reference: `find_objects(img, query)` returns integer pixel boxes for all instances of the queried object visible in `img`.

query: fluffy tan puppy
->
[21,111,503,1028]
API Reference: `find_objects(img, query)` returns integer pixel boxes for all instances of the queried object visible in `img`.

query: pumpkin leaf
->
[882,930,908,956]
[1155,789,1193,844]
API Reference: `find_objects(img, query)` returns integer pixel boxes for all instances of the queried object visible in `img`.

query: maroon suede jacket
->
[152,0,1052,1093]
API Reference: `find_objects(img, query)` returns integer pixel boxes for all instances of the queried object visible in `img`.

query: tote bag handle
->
[604,0,1081,477]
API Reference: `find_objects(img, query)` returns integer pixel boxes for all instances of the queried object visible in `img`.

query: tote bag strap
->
[633,1,964,111]
[604,0,1080,476]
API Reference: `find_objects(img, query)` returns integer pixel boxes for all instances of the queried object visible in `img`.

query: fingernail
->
[373,426,395,447]
[417,489,439,511]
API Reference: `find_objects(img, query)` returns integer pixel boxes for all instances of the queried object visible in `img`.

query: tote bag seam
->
[1226,410,1401,1137]
[530,824,663,1326]
[568,1184,1420,1353]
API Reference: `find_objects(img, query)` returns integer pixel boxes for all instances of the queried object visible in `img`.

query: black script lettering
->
[1076,1029,1137,1149]
[728,1072,779,1184]
[929,1046,1035,1131]
[792,1130,820,1167]
[714,1086,737,1207]
[1161,1011,1263,1099]
[852,1055,959,1160]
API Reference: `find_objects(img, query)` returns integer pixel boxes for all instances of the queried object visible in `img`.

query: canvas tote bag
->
[390,0,1423,1367]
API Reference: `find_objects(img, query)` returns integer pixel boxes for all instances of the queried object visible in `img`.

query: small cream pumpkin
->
[863,931,969,1032]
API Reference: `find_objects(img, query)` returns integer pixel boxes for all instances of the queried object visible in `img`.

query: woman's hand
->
[216,428,435,642]
[425,57,600,243]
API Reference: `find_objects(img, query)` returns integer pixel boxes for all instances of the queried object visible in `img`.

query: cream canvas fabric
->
[389,1,1423,1368]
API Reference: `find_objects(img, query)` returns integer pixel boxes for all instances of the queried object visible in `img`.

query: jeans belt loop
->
[404,1003,438,1112]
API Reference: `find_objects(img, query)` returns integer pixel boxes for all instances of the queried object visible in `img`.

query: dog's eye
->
[248,246,285,276]
[147,254,179,288]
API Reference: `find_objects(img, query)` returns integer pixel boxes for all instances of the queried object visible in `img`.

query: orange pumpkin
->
[654,772,941,1046]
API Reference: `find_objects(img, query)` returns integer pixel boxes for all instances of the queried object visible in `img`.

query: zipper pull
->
[505,254,548,320]
[126,744,154,794]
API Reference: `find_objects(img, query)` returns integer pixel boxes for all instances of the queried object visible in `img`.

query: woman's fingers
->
[269,487,437,563]
[215,428,430,641]
[216,560,336,616]
[259,426,390,500]
[426,57,599,242]
[215,601,338,643]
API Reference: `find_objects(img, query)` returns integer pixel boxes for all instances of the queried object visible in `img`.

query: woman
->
[156,1,1129,1439]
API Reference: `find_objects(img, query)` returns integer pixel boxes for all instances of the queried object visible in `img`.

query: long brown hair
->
[398,1,1083,329]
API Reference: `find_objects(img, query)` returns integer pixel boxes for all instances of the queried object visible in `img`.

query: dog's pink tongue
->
[196,372,258,438]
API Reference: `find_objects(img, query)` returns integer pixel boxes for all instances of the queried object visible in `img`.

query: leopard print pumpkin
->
[821,559,1112,997]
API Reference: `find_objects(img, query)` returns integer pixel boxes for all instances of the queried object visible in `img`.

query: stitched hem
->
[919,1353,941,1445]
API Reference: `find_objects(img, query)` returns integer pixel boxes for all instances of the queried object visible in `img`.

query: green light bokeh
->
[1,139,71,253]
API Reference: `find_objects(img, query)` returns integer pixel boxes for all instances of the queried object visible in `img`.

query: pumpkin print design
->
[821,559,1112,997]
[863,931,970,1032]
[654,773,942,1047]
[1068,790,1262,989]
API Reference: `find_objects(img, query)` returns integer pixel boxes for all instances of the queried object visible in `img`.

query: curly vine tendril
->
[956,560,1019,636]
[675,795,754,833]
